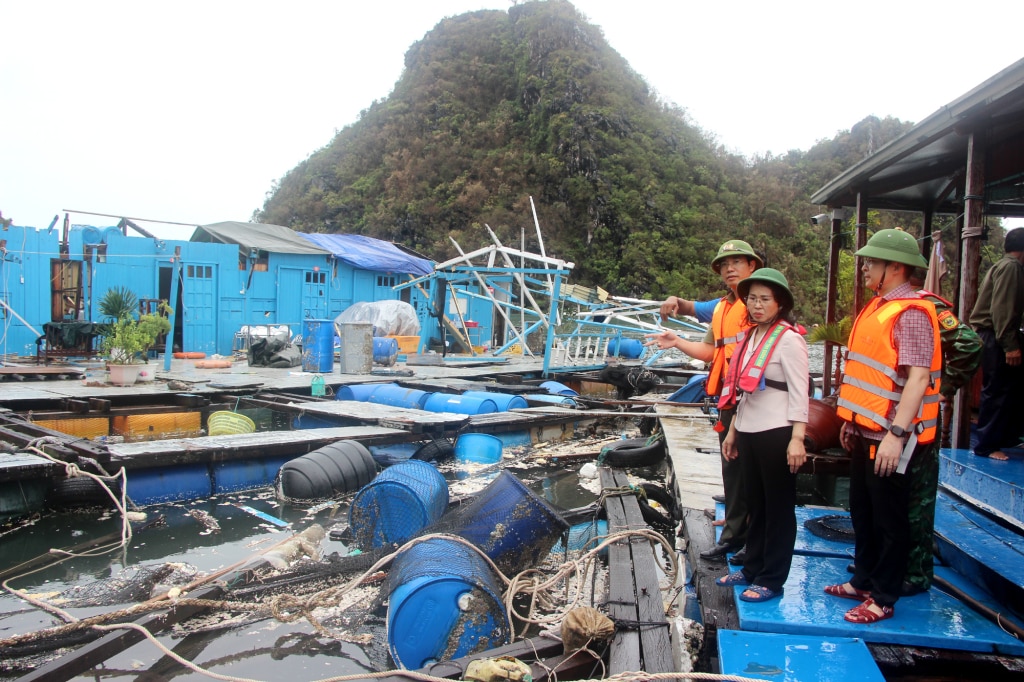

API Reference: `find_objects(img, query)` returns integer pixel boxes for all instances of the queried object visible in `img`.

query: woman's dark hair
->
[744,281,797,327]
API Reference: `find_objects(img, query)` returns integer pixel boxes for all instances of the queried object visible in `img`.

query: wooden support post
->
[853,194,869,316]
[823,210,843,396]
[953,132,986,449]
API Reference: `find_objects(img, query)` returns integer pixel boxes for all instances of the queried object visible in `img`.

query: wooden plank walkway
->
[599,467,673,674]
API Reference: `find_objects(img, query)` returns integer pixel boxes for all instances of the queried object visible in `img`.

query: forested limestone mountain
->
[258,0,911,323]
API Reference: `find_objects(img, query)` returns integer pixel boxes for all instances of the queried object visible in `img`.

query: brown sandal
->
[824,582,871,601]
[844,598,894,624]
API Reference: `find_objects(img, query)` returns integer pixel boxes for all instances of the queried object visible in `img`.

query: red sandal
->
[844,598,894,624]
[824,582,871,601]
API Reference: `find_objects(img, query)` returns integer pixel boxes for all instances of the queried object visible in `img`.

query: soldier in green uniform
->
[903,288,982,594]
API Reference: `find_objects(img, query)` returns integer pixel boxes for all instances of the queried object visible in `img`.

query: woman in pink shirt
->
[714,268,809,602]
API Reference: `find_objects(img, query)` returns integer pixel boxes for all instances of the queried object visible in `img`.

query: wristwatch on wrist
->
[888,424,909,438]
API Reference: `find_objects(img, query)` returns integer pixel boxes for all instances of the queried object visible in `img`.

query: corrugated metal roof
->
[811,58,1024,217]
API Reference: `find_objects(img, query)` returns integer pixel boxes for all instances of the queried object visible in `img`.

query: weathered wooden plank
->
[599,467,643,673]
[607,468,673,673]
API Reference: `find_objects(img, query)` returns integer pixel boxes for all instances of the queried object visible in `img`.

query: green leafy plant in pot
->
[98,287,172,383]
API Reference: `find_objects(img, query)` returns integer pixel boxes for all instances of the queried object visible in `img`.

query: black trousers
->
[974,329,1024,456]
[736,426,796,592]
[848,433,921,607]
[717,408,748,547]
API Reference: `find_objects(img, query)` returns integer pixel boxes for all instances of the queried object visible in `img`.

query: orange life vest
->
[836,296,942,443]
[705,296,752,397]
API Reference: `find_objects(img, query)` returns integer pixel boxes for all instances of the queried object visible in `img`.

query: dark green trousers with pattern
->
[905,440,940,589]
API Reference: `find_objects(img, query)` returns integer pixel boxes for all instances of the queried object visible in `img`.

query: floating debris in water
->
[186,509,221,534]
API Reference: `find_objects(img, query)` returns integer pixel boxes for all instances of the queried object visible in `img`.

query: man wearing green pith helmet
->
[648,239,762,563]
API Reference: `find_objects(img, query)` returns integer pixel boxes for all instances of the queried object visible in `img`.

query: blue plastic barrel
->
[388,537,509,668]
[422,393,497,415]
[367,383,432,409]
[539,380,579,397]
[302,319,334,372]
[335,383,382,402]
[372,337,399,366]
[454,433,504,464]
[607,337,644,359]
[460,391,528,411]
[442,470,570,575]
[349,459,448,548]
[523,394,578,407]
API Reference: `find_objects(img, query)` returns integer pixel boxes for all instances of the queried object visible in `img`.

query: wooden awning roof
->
[811,58,1024,217]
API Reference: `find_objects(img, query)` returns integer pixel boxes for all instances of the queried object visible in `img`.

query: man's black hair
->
[1004,227,1024,253]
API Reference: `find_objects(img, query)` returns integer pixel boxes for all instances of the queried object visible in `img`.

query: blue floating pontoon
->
[717,629,884,681]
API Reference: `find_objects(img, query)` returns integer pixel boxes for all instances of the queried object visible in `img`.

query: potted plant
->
[98,287,172,385]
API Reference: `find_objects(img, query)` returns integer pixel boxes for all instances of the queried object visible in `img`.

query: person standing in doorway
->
[967,227,1024,461]
[648,239,762,562]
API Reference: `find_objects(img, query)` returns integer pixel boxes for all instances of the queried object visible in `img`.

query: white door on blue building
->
[182,263,217,353]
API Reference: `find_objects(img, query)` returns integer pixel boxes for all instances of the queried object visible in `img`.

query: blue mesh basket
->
[349,459,448,548]
[388,537,509,669]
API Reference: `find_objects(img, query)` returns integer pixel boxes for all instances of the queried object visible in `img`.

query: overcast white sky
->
[2,0,1022,240]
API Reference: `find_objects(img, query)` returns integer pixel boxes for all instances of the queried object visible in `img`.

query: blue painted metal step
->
[717,629,884,681]
[939,447,1023,527]
[933,488,1024,620]
[714,504,855,559]
[726,555,1024,655]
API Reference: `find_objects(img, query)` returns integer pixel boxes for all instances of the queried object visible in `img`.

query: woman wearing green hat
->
[712,268,809,603]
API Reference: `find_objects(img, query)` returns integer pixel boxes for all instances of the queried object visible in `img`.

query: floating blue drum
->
[460,390,528,411]
[523,394,578,407]
[335,383,382,402]
[367,383,432,409]
[539,380,579,397]
[422,393,497,415]
[607,337,644,359]
[372,337,399,366]
[443,470,570,575]
[387,537,510,669]
[454,433,504,464]
[348,459,448,548]
[301,319,335,372]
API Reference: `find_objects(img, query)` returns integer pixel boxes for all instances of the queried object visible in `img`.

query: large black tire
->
[48,476,121,508]
[599,436,666,467]
[639,482,680,521]
[412,439,455,462]
[637,482,679,530]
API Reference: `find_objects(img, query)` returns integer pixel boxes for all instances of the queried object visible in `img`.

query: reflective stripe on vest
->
[836,296,942,443]
[718,321,792,410]
[706,297,752,396]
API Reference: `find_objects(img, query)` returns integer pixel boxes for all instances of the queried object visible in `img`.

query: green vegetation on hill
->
[258,0,915,323]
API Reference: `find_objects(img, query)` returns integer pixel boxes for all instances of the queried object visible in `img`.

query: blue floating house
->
[0,218,498,358]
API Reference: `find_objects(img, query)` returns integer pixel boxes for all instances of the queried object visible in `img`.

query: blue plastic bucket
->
[454,433,504,464]
[460,391,528,411]
[442,470,570,575]
[607,337,644,359]
[367,383,432,409]
[349,459,448,548]
[372,337,399,366]
[422,393,497,415]
[387,537,509,668]
[539,380,579,397]
[335,383,382,402]
[301,319,335,372]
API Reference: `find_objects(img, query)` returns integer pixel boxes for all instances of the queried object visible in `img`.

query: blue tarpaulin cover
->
[299,233,432,276]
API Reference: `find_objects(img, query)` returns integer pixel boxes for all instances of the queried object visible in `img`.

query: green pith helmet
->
[737,268,794,310]
[711,239,763,272]
[854,229,928,269]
